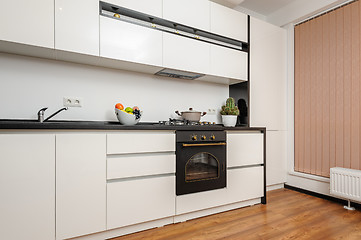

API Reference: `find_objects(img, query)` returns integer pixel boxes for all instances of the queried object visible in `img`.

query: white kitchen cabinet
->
[266,131,287,186]
[0,134,55,240]
[250,17,287,130]
[0,0,54,48]
[107,154,175,180]
[56,134,106,240]
[107,131,175,154]
[210,2,248,42]
[228,167,263,203]
[176,167,263,215]
[163,0,210,31]
[105,0,163,18]
[227,132,264,167]
[210,45,247,80]
[100,16,163,67]
[55,0,99,56]
[163,32,210,74]
[107,176,175,229]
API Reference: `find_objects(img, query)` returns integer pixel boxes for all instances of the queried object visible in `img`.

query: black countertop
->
[0,119,266,131]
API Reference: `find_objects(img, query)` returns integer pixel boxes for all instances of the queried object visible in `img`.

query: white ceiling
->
[237,0,298,16]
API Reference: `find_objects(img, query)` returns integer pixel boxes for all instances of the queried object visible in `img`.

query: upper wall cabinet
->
[0,0,54,48]
[250,17,287,130]
[100,16,163,67]
[163,0,210,32]
[55,0,99,56]
[210,45,247,80]
[210,2,247,42]
[105,0,163,18]
[163,32,210,75]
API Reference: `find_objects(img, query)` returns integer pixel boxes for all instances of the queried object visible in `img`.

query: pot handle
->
[201,112,207,116]
[175,110,181,116]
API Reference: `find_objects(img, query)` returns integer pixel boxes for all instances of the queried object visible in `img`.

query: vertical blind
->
[295,0,361,177]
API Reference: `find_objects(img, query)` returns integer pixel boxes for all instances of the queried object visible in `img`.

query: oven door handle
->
[182,142,226,147]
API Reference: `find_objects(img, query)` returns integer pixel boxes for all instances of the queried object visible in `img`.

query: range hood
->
[155,68,205,80]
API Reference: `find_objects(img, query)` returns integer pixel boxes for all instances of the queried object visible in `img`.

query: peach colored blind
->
[295,1,361,177]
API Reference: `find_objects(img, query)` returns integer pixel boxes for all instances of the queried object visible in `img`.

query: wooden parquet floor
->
[111,188,361,240]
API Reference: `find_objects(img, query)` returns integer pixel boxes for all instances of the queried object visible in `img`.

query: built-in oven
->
[176,130,226,195]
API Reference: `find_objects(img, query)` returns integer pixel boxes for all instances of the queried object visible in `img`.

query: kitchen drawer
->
[227,132,264,167]
[107,131,175,154]
[227,166,263,203]
[107,154,175,180]
[176,166,263,215]
[107,176,175,229]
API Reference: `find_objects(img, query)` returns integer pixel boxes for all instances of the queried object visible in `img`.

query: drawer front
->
[107,176,175,229]
[228,167,264,203]
[107,154,175,180]
[107,131,175,154]
[227,132,264,167]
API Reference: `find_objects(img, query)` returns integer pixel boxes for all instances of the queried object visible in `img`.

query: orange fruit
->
[115,103,124,110]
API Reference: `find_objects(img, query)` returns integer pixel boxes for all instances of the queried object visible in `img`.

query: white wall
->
[268,0,351,26]
[0,53,228,123]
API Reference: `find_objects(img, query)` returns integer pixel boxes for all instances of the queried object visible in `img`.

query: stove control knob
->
[210,135,216,140]
[191,135,197,141]
[201,135,206,140]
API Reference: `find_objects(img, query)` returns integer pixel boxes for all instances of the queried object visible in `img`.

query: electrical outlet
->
[207,109,216,115]
[63,97,83,107]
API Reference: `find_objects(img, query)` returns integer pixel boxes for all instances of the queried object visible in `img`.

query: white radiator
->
[330,167,361,209]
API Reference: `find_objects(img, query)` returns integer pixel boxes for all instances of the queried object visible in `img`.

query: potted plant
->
[220,97,239,127]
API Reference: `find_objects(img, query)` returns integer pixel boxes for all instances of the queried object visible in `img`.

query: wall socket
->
[63,97,83,107]
[207,109,216,115]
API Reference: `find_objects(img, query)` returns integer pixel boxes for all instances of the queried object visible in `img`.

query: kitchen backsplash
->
[0,53,228,123]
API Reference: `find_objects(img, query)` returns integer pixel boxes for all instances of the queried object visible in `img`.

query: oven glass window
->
[185,152,219,182]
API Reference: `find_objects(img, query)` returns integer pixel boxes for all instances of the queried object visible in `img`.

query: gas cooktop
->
[156,118,216,126]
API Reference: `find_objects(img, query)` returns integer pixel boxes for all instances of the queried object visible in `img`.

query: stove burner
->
[157,118,216,126]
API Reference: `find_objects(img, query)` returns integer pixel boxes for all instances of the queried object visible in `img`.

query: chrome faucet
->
[37,107,68,123]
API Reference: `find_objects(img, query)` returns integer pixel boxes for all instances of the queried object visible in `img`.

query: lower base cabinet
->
[56,134,106,240]
[107,176,176,229]
[0,134,55,240]
[227,167,264,203]
[176,167,263,215]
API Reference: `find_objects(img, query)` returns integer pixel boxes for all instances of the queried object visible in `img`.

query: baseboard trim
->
[284,184,361,210]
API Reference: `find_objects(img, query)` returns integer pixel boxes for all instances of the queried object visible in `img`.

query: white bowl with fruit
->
[115,103,142,125]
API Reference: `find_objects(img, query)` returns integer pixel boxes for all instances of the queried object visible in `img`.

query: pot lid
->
[181,108,201,113]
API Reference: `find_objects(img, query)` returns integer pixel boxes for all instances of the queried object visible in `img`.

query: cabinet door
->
[210,2,247,42]
[228,167,263,202]
[266,131,287,186]
[55,0,99,56]
[100,16,163,67]
[163,32,210,74]
[211,45,247,80]
[163,0,210,31]
[107,176,175,229]
[106,0,162,18]
[56,134,106,240]
[227,132,264,167]
[0,0,54,48]
[0,134,55,240]
[250,17,287,130]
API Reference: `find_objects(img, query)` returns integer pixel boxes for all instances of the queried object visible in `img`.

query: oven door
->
[176,142,226,195]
